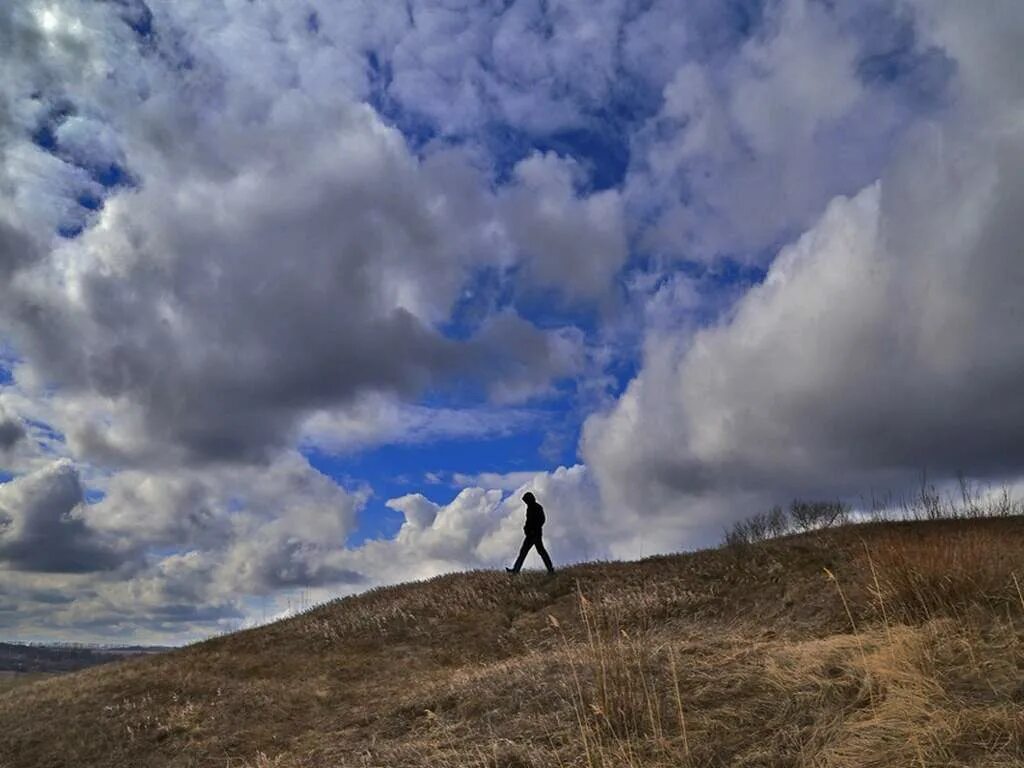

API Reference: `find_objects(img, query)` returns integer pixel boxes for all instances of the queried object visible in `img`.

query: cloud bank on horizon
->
[1,0,1022,642]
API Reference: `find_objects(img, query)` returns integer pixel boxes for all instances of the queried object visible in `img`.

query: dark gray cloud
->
[0,461,120,573]
[0,215,40,279]
[242,540,365,590]
[0,408,25,451]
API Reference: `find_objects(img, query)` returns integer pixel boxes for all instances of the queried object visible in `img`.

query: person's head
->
[521,492,535,504]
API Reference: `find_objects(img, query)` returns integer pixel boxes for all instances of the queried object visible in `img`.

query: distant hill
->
[0,642,169,674]
[1,516,1022,767]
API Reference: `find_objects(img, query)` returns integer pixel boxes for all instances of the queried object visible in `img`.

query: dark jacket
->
[524,501,545,536]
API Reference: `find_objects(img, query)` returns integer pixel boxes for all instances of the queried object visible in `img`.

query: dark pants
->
[512,532,554,573]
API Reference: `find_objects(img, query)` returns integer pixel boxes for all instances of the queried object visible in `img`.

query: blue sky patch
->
[307,423,560,547]
[58,222,85,239]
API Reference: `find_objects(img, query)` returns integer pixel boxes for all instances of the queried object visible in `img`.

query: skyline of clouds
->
[1,0,1022,643]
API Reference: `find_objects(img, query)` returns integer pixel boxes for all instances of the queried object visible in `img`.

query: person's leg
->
[534,536,555,573]
[510,536,534,572]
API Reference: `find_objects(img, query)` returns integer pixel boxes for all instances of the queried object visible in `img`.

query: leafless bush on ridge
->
[790,499,850,532]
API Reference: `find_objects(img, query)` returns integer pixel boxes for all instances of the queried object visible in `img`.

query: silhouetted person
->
[506,491,555,574]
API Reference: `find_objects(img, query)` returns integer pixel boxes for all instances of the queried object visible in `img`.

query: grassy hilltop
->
[2,516,1023,767]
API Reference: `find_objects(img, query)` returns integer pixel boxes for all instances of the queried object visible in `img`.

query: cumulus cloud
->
[2,451,370,639]
[385,0,628,136]
[501,152,628,303]
[84,452,367,585]
[352,464,602,581]
[5,113,587,464]
[584,0,1024,541]
[451,470,544,491]
[0,460,119,573]
[301,395,540,455]
[625,0,953,262]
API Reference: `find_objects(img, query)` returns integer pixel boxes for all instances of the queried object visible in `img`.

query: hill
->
[1,517,1023,767]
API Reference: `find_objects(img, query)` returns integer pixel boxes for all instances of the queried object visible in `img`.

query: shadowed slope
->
[1,517,1023,767]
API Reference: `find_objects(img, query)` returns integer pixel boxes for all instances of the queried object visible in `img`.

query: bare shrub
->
[722,520,752,549]
[724,506,789,548]
[790,500,849,532]
[766,505,788,537]
[744,512,770,542]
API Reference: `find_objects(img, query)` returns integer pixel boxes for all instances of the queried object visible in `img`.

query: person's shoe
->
[505,567,517,574]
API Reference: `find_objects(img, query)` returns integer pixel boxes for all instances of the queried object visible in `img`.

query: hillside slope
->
[2,517,1023,767]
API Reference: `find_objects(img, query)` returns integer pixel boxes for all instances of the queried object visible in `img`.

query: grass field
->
[1,515,1023,767]
[0,673,53,696]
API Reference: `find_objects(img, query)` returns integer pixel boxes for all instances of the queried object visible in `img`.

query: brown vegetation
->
[2,515,1024,767]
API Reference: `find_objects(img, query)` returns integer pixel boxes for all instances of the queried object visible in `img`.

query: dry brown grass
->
[860,522,1024,623]
[1,516,1023,767]
[0,673,51,696]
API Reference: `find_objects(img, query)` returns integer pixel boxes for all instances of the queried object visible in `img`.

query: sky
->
[0,0,1022,644]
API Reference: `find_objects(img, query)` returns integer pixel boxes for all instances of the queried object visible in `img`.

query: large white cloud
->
[584,0,1024,542]
[4,109,587,464]
[345,464,602,582]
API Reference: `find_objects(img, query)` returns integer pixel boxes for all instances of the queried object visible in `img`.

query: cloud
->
[0,1,633,470]
[5,124,582,468]
[4,112,578,463]
[0,460,119,573]
[583,0,1024,541]
[625,0,954,262]
[451,471,545,492]
[501,152,628,303]
[385,0,629,137]
[0,405,25,452]
[0,209,41,280]
[354,464,602,580]
[1,451,370,640]
[83,452,367,586]
[301,395,540,454]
